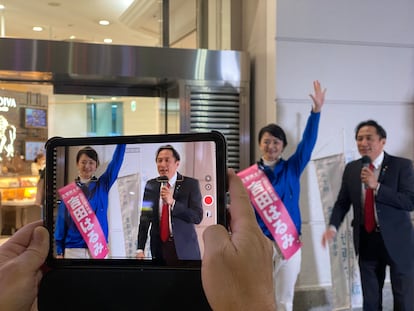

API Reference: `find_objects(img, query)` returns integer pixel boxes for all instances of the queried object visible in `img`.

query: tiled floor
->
[295,283,393,311]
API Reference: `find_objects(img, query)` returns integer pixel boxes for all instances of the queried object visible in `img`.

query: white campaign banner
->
[313,154,362,310]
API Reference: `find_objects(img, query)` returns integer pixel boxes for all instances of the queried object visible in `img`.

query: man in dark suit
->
[322,120,414,311]
[136,145,203,264]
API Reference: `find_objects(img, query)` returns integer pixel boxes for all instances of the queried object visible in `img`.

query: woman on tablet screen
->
[54,144,126,259]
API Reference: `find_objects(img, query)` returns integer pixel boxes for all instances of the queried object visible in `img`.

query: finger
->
[309,94,316,102]
[16,225,49,270]
[202,224,231,259]
[321,235,327,248]
[1,220,44,256]
[228,169,256,234]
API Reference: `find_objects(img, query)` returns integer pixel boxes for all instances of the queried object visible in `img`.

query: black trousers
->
[161,236,179,266]
[359,227,414,311]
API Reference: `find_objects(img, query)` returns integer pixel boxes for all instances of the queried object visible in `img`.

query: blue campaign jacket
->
[255,111,320,240]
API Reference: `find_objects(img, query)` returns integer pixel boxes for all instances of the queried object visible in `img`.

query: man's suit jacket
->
[329,152,414,269]
[137,172,203,260]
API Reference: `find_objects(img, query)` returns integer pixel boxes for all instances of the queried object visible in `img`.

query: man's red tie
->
[160,183,170,242]
[364,164,376,232]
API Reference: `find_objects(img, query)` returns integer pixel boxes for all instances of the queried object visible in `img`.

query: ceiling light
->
[0,4,5,10]
[32,26,43,32]
[99,20,110,26]
[104,38,112,43]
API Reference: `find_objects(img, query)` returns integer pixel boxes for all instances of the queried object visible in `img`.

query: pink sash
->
[237,164,301,259]
[58,182,109,259]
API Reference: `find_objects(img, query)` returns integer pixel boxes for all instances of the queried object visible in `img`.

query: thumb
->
[17,226,49,269]
[321,235,327,248]
[202,224,231,259]
[309,94,316,102]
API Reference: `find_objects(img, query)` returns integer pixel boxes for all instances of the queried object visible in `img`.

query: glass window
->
[86,102,123,136]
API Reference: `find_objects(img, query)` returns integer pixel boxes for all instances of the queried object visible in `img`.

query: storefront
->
[0,90,47,234]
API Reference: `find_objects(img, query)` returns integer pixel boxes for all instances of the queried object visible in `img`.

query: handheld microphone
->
[157,175,169,187]
[361,155,371,189]
[361,155,371,168]
[157,176,169,205]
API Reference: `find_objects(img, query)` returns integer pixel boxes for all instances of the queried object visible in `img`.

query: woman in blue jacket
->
[255,81,326,311]
[54,144,126,258]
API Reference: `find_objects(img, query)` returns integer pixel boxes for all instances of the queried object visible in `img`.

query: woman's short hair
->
[258,123,288,148]
[76,146,99,165]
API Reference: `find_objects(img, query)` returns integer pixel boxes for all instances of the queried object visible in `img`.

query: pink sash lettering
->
[58,182,109,259]
[237,164,301,260]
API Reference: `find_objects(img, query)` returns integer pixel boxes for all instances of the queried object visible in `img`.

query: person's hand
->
[201,169,276,311]
[321,227,337,248]
[361,166,378,189]
[135,251,145,260]
[309,80,327,113]
[0,220,49,311]
[160,184,174,206]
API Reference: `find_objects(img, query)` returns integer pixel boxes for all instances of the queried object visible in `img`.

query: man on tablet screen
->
[135,145,203,265]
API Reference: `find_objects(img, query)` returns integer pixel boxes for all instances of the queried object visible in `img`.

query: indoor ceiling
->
[0,0,196,91]
[0,0,170,47]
